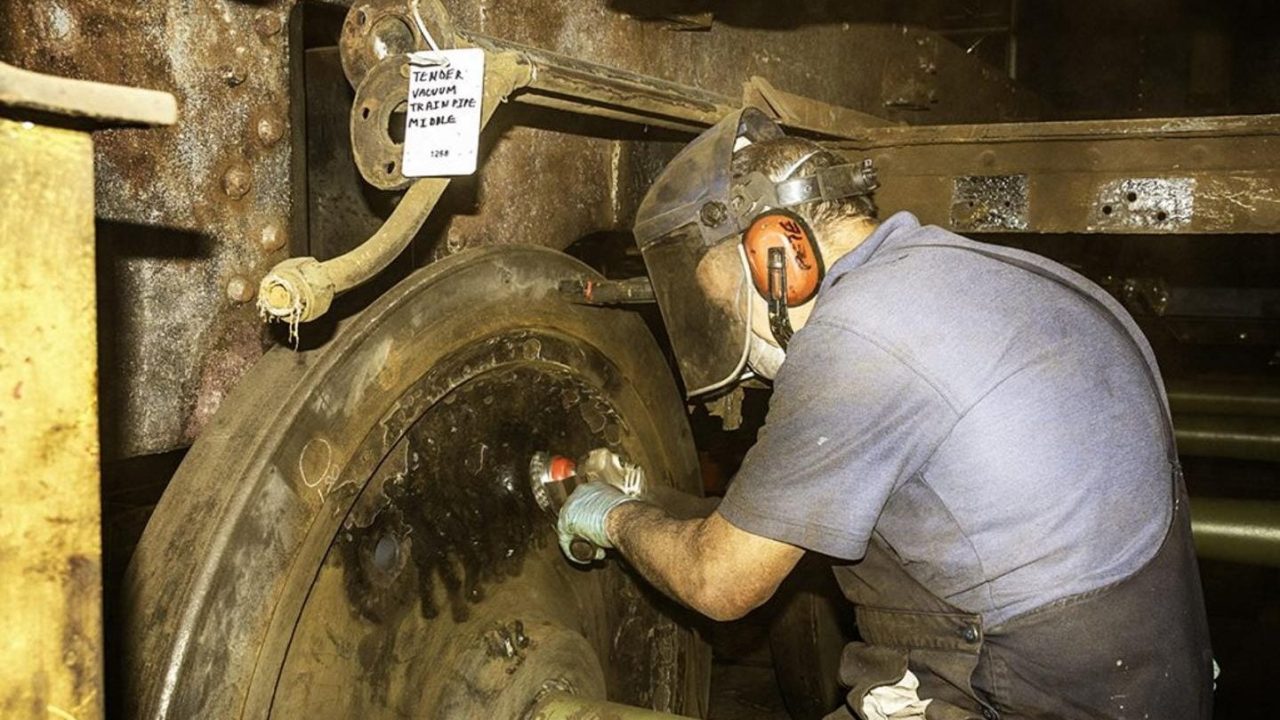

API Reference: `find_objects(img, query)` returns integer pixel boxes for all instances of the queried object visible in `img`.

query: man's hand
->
[555,480,638,563]
[555,477,804,621]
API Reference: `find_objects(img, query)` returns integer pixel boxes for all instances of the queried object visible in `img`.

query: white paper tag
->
[402,48,485,177]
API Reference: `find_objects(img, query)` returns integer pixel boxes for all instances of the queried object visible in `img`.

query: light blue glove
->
[556,480,638,564]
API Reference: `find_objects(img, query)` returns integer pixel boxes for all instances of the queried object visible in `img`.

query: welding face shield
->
[633,108,785,396]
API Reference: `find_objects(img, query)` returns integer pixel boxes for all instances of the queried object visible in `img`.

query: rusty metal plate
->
[950,174,1028,231]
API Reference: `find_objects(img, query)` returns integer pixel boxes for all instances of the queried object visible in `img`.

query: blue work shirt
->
[719,212,1173,626]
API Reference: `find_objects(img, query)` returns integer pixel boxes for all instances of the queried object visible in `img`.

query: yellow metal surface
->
[0,117,103,720]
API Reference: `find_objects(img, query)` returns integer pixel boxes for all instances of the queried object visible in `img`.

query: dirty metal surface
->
[0,0,299,458]
[124,246,710,719]
[840,113,1280,233]
[274,351,683,716]
[0,118,103,720]
[950,174,1028,231]
[2,0,1032,457]
[349,53,420,192]
[462,29,737,133]
[743,75,895,139]
[305,47,403,263]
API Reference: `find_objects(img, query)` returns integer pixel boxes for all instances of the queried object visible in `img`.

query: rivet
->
[258,223,287,251]
[257,115,285,146]
[254,11,283,38]
[222,164,252,198]
[221,64,248,87]
[699,201,727,228]
[979,150,997,167]
[226,275,255,303]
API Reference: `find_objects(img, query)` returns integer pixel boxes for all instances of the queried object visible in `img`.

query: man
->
[558,109,1213,719]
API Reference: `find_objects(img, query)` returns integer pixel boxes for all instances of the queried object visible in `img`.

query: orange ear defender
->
[742,210,825,306]
[742,209,825,349]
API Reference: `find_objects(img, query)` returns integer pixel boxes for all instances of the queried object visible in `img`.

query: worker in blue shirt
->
[556,109,1213,720]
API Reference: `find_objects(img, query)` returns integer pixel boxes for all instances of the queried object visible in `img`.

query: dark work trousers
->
[828,470,1213,720]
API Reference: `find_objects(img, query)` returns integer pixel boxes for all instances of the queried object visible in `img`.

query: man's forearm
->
[606,501,724,616]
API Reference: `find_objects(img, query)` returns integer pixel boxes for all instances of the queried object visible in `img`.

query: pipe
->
[256,32,737,328]
[1190,498,1280,568]
[256,51,533,327]
[1167,382,1280,417]
[1174,414,1280,463]
[525,693,697,720]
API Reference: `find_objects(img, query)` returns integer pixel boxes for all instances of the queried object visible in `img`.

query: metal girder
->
[1190,498,1280,568]
[462,30,738,135]
[836,114,1280,234]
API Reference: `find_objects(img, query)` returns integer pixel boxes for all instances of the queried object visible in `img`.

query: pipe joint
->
[257,256,336,332]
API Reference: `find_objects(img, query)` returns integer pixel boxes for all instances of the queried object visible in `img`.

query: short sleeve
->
[718,321,957,559]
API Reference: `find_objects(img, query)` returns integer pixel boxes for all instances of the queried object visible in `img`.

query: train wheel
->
[124,246,710,718]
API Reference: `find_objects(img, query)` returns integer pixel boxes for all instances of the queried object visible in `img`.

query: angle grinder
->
[528,448,647,563]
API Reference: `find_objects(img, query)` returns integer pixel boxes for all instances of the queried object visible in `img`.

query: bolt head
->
[254,11,283,37]
[258,223,287,251]
[264,282,294,311]
[227,275,255,303]
[222,165,252,198]
[699,201,728,228]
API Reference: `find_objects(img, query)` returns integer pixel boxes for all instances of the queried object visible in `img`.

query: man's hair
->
[730,136,877,230]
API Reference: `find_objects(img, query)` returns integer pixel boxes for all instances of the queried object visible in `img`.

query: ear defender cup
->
[743,209,825,306]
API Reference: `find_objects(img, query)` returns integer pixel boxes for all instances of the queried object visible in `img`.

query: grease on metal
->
[338,353,628,624]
